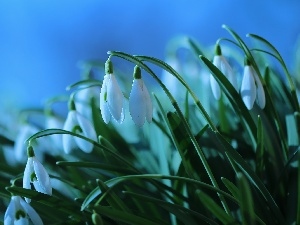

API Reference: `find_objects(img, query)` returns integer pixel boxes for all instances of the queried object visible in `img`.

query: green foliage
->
[1,25,299,225]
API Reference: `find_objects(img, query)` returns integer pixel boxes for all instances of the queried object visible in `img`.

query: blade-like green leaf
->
[94,205,164,225]
[196,190,236,224]
[124,191,219,225]
[56,161,136,174]
[256,115,264,177]
[66,79,102,91]
[237,173,256,225]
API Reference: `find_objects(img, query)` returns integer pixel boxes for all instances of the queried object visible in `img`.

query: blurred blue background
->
[1,0,300,110]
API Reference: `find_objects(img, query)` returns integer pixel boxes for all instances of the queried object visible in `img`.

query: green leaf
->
[286,114,299,147]
[93,205,163,225]
[196,190,236,224]
[297,153,300,224]
[221,177,239,200]
[56,161,136,174]
[81,186,101,211]
[256,115,264,177]
[66,79,102,91]
[96,179,130,212]
[237,173,256,225]
[215,132,285,224]
[187,38,204,56]
[124,191,219,225]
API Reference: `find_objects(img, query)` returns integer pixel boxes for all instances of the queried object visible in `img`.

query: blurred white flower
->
[100,59,125,124]
[23,146,52,203]
[241,60,266,110]
[75,86,100,121]
[63,109,97,154]
[161,56,181,97]
[210,44,238,100]
[45,114,64,155]
[13,124,44,164]
[129,66,152,127]
[4,195,43,225]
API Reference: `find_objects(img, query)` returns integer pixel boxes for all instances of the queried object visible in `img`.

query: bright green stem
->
[108,51,231,214]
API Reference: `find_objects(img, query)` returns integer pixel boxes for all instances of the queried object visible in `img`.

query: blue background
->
[1,0,300,110]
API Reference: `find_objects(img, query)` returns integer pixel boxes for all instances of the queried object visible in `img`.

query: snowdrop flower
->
[129,66,152,127]
[241,58,266,110]
[23,146,52,203]
[100,59,125,124]
[210,44,238,100]
[4,195,43,225]
[63,99,97,154]
[45,113,64,155]
[14,124,44,164]
[161,56,181,97]
[75,85,100,121]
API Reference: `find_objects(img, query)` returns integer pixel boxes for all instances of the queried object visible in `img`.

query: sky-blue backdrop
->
[1,0,300,109]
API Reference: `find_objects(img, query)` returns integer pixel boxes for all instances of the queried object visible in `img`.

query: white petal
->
[241,66,256,110]
[20,197,44,225]
[62,111,78,154]
[107,74,124,122]
[75,86,99,121]
[100,75,111,123]
[23,158,33,189]
[129,79,146,126]
[4,197,15,225]
[23,158,34,203]
[15,218,29,225]
[75,112,97,153]
[210,74,221,100]
[220,56,238,91]
[33,157,52,195]
[141,81,152,123]
[253,72,266,109]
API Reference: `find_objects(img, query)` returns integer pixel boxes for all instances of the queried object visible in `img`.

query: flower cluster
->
[210,44,266,110]
[100,59,152,127]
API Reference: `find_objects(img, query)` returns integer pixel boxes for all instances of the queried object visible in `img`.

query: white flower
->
[210,44,238,100]
[241,61,266,110]
[4,196,43,225]
[14,124,44,164]
[161,56,181,97]
[63,110,97,154]
[45,114,64,155]
[100,59,125,124]
[75,86,100,121]
[129,66,152,127]
[23,148,52,203]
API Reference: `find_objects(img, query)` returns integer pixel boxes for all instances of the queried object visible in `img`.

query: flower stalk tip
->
[133,66,142,79]
[27,145,35,158]
[105,59,113,74]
